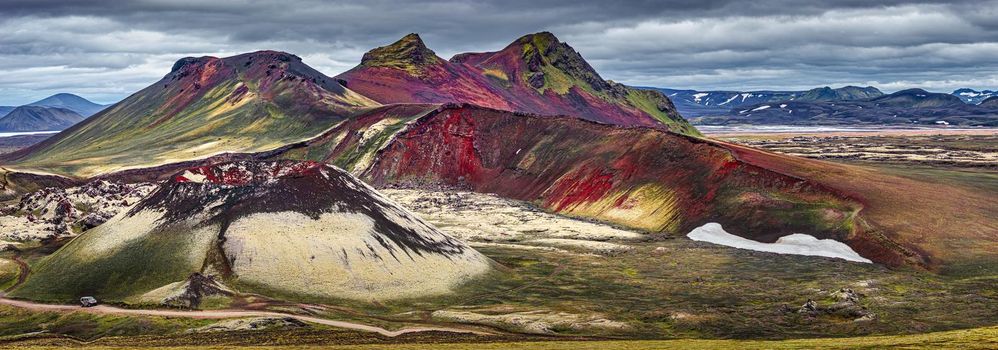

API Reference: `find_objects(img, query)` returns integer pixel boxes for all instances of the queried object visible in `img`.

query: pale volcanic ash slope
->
[12,161,492,303]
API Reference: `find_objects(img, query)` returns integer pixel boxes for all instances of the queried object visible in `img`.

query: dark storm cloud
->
[1,0,996,104]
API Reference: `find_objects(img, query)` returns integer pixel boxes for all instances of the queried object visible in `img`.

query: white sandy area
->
[381,190,642,244]
[222,211,491,301]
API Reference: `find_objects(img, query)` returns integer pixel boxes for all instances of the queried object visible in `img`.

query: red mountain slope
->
[249,103,938,268]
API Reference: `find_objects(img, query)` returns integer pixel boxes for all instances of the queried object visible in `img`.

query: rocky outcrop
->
[0,180,155,244]
[793,288,875,322]
[360,33,441,74]
[149,273,235,309]
[190,317,309,333]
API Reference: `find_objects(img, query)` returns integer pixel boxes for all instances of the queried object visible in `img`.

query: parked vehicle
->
[80,296,98,307]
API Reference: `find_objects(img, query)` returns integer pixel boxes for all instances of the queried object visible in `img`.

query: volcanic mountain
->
[336,33,698,135]
[0,106,86,132]
[1,51,378,177]
[12,160,491,304]
[26,93,108,117]
[244,102,997,269]
[796,86,883,102]
[979,96,998,108]
[869,88,965,108]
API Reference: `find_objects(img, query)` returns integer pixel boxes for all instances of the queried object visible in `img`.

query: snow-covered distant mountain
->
[649,86,882,117]
[952,88,997,105]
[650,88,799,117]
[695,88,996,127]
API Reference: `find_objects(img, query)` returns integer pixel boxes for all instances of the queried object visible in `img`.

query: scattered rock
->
[793,288,875,321]
[0,180,156,243]
[798,299,819,316]
[432,309,628,334]
[833,288,861,303]
[190,317,309,333]
[143,273,235,309]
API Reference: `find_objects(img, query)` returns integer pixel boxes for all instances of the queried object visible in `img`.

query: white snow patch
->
[692,93,709,104]
[686,223,871,263]
[719,95,739,105]
[180,170,207,183]
[779,104,788,108]
[751,105,772,111]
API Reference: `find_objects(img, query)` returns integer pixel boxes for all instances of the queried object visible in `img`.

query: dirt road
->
[0,297,486,337]
[2,255,28,293]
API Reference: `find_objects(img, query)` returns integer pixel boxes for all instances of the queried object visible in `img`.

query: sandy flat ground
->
[703,127,998,138]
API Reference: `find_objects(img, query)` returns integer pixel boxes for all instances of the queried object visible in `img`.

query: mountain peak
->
[0,105,85,132]
[897,88,930,94]
[360,33,440,73]
[26,92,106,117]
[515,31,560,49]
[170,56,218,73]
[507,31,611,93]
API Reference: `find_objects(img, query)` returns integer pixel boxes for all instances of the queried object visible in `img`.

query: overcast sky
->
[1,0,997,105]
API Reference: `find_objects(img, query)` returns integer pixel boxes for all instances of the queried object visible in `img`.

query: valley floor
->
[0,128,996,347]
[711,128,998,169]
[4,325,997,349]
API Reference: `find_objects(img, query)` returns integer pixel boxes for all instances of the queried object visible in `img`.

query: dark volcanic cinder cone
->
[12,160,491,304]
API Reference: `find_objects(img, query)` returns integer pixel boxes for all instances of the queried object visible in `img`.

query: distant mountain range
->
[649,86,997,126]
[25,93,108,116]
[0,93,109,132]
[652,86,884,118]
[953,88,997,105]
[0,106,87,132]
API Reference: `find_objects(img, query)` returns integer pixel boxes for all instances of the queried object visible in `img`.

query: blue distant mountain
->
[647,86,882,118]
[26,93,108,117]
[645,86,997,127]
[0,93,109,132]
[952,88,997,105]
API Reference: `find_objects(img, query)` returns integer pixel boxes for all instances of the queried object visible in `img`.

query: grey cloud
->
[0,0,996,104]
